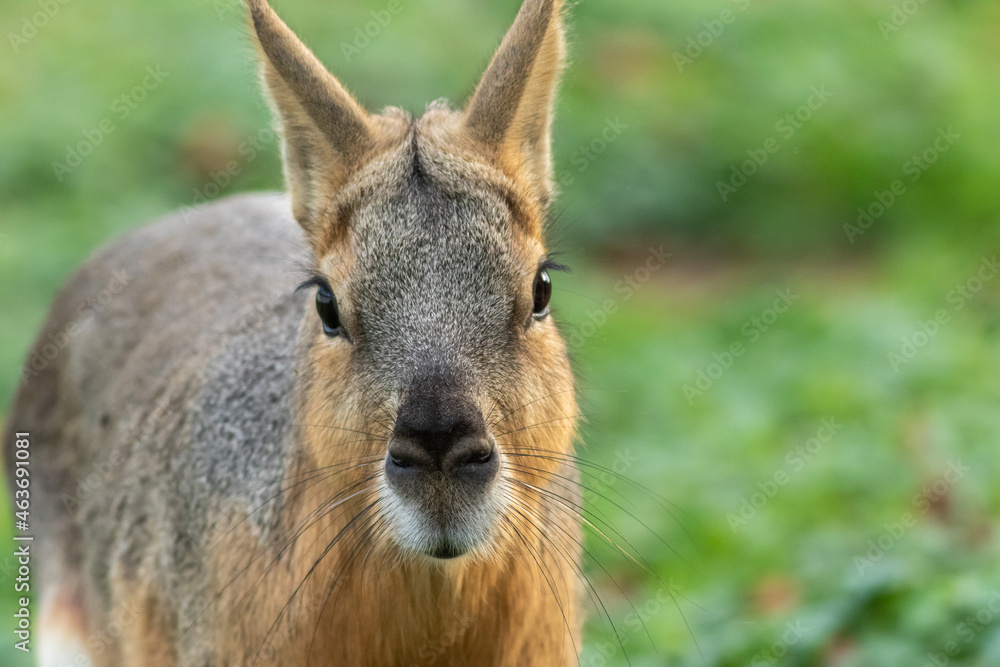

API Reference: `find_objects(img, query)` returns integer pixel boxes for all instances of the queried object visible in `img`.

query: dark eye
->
[532,268,552,318]
[316,284,344,337]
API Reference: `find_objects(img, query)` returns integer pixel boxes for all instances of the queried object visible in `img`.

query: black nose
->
[385,390,498,488]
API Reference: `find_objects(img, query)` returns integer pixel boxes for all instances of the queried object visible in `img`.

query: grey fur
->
[4,0,579,661]
[6,194,313,661]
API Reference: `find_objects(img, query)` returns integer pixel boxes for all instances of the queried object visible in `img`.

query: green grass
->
[2,0,1000,664]
[559,246,1000,665]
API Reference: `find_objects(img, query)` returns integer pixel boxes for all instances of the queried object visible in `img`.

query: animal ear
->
[464,0,567,211]
[246,0,373,237]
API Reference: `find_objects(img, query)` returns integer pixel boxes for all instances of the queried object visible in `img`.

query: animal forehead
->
[340,174,533,376]
[349,158,524,284]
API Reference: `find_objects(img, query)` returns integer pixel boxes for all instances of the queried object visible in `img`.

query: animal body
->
[5,0,584,664]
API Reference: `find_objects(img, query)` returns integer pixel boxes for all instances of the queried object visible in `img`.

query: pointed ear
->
[464,0,566,210]
[246,0,373,237]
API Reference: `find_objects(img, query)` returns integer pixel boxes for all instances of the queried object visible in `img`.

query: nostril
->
[385,433,498,486]
[386,440,430,473]
[463,447,493,466]
[444,438,497,478]
[389,455,412,469]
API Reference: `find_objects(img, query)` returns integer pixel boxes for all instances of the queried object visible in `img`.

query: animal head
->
[248,0,576,561]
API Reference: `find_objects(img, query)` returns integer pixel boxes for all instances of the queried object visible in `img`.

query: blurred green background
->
[2,0,999,664]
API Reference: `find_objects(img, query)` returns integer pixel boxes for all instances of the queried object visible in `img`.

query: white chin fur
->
[380,479,504,559]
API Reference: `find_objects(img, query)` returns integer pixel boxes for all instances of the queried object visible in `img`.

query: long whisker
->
[511,479,659,665]
[492,413,586,439]
[306,505,385,666]
[488,388,580,431]
[292,424,385,439]
[506,462,714,623]
[500,485,618,638]
[502,516,581,667]
[252,498,380,664]
[210,455,383,547]
[501,446,697,540]
[224,475,380,631]
[189,460,383,634]
[512,478,706,662]
[504,459,697,571]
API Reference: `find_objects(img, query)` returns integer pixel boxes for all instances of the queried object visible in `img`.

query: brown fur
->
[5,1,582,665]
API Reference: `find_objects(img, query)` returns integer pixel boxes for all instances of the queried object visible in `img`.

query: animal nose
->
[388,433,496,475]
[385,397,498,487]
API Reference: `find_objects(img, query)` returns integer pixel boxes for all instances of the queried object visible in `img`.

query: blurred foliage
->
[560,246,1000,665]
[1,0,999,665]
[2,0,999,259]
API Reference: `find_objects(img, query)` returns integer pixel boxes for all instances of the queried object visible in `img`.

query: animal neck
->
[257,466,581,666]
[302,536,578,665]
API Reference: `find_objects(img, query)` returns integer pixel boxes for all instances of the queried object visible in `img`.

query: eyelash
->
[297,276,349,341]
[539,259,570,275]
[296,275,329,293]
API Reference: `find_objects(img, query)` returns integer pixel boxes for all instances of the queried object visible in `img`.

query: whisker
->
[512,478,706,662]
[502,516,581,667]
[492,413,586,439]
[504,459,697,571]
[487,388,579,431]
[499,488,620,652]
[307,505,385,666]
[509,478,660,661]
[501,445,697,540]
[293,423,385,440]
[223,476,380,632]
[189,461,383,633]
[253,498,380,664]
[209,455,383,547]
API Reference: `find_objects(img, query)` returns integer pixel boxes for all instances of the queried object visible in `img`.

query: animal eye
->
[316,284,343,337]
[532,269,552,318]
